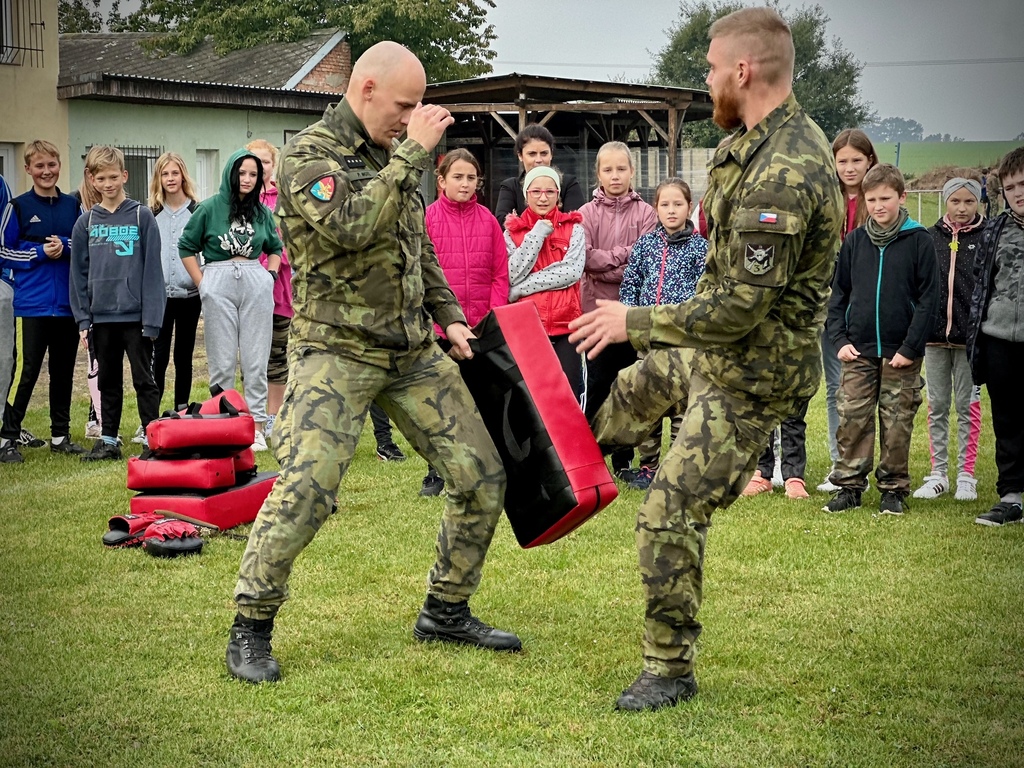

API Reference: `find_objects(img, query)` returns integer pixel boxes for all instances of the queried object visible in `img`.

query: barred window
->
[1,0,45,68]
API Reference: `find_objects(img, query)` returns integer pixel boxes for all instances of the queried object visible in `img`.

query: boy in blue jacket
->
[0,140,85,462]
[71,146,164,461]
[825,163,940,515]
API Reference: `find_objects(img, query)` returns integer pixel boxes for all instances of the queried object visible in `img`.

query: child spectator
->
[0,140,85,462]
[967,146,1024,526]
[246,139,293,443]
[0,174,14,444]
[579,141,657,483]
[824,164,939,515]
[914,177,985,502]
[150,152,201,414]
[494,124,584,222]
[178,148,282,452]
[505,166,586,398]
[70,146,164,460]
[418,148,510,497]
[618,177,706,490]
[818,129,879,492]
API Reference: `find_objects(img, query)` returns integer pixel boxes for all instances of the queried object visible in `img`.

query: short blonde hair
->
[24,139,61,165]
[84,145,125,175]
[246,139,279,168]
[709,7,795,87]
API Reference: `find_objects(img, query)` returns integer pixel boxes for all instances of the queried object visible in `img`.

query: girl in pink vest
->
[505,166,586,399]
[418,148,510,496]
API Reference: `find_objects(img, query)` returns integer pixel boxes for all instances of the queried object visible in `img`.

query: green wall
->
[67,100,324,200]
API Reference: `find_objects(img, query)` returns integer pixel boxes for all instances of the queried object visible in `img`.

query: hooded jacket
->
[578,188,657,312]
[257,184,294,318]
[178,149,283,264]
[156,199,198,299]
[70,198,165,337]
[828,217,940,360]
[0,187,82,317]
[620,224,708,308]
[425,193,509,335]
[928,213,984,346]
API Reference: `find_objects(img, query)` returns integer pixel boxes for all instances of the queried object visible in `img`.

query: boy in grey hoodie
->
[71,146,164,460]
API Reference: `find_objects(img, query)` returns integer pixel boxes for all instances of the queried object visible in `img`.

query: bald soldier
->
[569,7,842,711]
[226,42,520,684]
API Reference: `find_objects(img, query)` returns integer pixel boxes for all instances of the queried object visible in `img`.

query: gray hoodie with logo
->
[70,198,165,337]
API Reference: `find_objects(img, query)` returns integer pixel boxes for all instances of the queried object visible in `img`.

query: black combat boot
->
[226,614,281,683]
[413,595,522,652]
[615,670,698,711]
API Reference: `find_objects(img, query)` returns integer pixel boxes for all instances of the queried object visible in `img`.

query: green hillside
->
[874,141,1020,176]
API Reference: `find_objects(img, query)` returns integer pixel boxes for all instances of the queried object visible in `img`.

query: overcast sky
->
[487,0,1024,142]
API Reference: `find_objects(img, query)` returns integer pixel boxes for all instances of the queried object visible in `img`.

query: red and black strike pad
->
[142,518,204,558]
[233,447,257,478]
[130,471,278,531]
[102,511,165,548]
[458,303,618,548]
[126,454,238,492]
[178,388,250,417]
[146,412,255,455]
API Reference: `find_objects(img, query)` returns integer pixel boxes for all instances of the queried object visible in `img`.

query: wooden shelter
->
[424,73,713,207]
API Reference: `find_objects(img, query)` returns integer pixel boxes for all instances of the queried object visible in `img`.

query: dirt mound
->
[909,165,984,190]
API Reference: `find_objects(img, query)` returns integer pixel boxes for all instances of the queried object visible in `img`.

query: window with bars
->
[1,0,45,68]
[119,146,163,204]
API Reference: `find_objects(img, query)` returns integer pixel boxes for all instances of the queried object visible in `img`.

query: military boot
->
[226,614,281,683]
[413,595,522,652]
[615,670,698,711]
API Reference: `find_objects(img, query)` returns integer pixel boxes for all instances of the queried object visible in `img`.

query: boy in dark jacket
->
[70,146,164,461]
[825,164,940,515]
[0,140,85,462]
[967,146,1024,527]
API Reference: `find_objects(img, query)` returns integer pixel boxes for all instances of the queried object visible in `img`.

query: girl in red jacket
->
[505,166,586,399]
[419,148,510,496]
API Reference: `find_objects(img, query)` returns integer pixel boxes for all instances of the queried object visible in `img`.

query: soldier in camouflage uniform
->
[569,7,843,711]
[225,41,521,685]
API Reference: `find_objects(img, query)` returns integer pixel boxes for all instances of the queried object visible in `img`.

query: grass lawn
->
[1,382,1022,767]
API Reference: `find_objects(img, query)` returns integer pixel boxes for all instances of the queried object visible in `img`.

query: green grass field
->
[1,382,1022,767]
[874,142,1020,177]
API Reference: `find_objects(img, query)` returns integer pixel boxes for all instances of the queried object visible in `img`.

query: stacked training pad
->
[127,390,277,530]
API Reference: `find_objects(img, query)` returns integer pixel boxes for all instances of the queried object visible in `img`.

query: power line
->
[494,56,1024,71]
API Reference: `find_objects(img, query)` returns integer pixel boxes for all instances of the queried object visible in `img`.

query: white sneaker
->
[817,469,839,493]
[912,474,948,499]
[85,420,102,439]
[955,474,978,501]
[252,430,268,452]
[131,425,146,444]
[264,414,276,439]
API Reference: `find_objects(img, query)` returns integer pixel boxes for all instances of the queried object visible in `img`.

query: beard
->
[711,80,743,131]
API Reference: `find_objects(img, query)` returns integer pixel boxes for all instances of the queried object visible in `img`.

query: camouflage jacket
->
[626,93,842,401]
[276,98,466,367]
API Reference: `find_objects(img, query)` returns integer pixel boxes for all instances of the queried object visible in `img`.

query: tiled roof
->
[58,29,343,89]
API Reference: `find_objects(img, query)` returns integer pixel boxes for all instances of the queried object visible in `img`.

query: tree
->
[860,116,924,144]
[652,1,872,148]
[58,0,103,33]
[115,0,496,83]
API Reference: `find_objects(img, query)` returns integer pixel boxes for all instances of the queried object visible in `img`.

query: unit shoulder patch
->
[744,243,775,275]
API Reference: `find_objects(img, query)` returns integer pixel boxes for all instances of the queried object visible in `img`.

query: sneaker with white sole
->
[912,474,948,500]
[17,429,45,448]
[975,501,1023,527]
[85,420,102,439]
[252,430,268,452]
[817,468,839,493]
[954,474,977,501]
[131,425,146,444]
[264,414,276,439]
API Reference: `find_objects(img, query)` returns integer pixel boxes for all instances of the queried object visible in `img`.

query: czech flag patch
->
[310,176,335,202]
[759,212,778,224]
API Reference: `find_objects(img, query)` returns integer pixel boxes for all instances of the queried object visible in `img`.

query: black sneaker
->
[0,442,24,463]
[81,440,123,462]
[226,614,281,683]
[615,670,698,712]
[17,429,45,448]
[822,487,861,513]
[879,490,909,516]
[419,474,444,497]
[628,465,656,491]
[50,438,86,455]
[376,443,407,462]
[413,595,521,651]
[615,466,638,484]
[975,501,1024,527]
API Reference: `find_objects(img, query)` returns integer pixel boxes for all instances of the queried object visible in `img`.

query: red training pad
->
[126,454,238,492]
[147,413,256,455]
[181,389,250,416]
[130,471,278,531]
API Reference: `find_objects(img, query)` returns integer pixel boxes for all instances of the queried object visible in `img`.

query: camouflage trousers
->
[593,348,794,677]
[234,342,506,620]
[832,356,923,493]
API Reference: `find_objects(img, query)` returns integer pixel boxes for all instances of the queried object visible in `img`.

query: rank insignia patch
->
[310,176,335,201]
[744,243,775,275]
[344,156,366,169]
